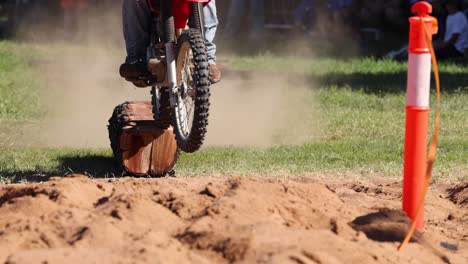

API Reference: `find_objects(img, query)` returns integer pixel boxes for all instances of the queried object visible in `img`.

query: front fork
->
[160,1,204,108]
[165,43,178,107]
[160,0,178,108]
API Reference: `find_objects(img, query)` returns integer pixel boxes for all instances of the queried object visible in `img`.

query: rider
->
[120,0,221,85]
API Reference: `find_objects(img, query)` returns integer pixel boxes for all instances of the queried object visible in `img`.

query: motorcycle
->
[129,0,211,153]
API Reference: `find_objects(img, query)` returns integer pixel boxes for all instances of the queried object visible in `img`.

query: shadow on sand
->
[0,155,124,183]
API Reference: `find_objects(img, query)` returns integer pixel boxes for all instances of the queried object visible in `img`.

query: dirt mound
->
[0,176,466,263]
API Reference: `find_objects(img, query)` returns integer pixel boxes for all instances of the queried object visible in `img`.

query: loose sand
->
[0,175,466,263]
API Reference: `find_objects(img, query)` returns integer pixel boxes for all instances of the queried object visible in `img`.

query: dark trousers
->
[122,0,151,63]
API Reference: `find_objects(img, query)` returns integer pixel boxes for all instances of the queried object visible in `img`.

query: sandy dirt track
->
[0,175,466,264]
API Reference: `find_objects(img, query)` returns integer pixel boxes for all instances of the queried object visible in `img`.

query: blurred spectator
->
[386,0,468,60]
[294,0,353,35]
[463,0,468,18]
[434,0,468,59]
[61,0,88,9]
[303,0,356,37]
[294,0,315,31]
[328,0,354,9]
[383,0,407,29]
[223,0,264,39]
[357,0,407,30]
[328,0,355,35]
[357,0,384,27]
[61,0,89,40]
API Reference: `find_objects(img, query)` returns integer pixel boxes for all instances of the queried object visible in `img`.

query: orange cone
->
[403,1,438,231]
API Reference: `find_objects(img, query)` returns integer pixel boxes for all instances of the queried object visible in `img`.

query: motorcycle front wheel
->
[173,29,211,153]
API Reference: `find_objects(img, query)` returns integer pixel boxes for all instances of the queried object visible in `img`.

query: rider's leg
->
[204,0,217,65]
[120,0,152,79]
[204,0,221,83]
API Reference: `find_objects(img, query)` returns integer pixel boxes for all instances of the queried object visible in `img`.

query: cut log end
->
[108,101,178,177]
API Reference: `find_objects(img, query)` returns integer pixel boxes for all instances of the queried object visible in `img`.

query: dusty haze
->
[19,7,321,148]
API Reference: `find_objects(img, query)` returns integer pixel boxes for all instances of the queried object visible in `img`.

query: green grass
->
[0,43,467,182]
[0,42,43,119]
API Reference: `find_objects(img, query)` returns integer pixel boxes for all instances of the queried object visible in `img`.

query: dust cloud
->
[20,7,322,149]
[33,46,148,148]
[21,6,148,148]
[206,72,321,147]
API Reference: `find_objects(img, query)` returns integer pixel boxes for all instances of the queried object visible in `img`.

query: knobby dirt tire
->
[108,102,127,163]
[174,29,210,153]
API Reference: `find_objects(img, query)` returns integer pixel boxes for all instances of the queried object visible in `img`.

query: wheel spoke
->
[175,43,196,139]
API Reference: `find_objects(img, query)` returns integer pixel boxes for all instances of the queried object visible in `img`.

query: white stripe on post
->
[406,53,431,107]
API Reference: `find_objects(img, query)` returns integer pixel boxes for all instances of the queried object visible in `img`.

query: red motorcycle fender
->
[148,0,210,29]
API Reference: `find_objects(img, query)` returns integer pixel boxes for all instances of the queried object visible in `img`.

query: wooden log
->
[150,129,178,175]
[108,101,178,176]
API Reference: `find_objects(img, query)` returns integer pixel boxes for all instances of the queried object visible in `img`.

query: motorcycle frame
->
[155,0,208,106]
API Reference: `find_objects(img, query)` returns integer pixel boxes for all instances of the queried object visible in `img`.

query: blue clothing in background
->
[295,0,315,28]
[327,0,353,11]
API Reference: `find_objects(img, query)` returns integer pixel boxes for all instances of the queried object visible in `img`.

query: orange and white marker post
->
[403,1,438,230]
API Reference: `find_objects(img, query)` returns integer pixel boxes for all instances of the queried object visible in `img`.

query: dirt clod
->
[447,183,468,206]
[350,209,419,242]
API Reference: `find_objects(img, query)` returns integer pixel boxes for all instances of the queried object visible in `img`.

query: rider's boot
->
[209,64,222,84]
[120,59,151,79]
[119,60,153,87]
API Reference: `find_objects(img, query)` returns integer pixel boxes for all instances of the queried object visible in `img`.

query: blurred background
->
[0,0,467,58]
